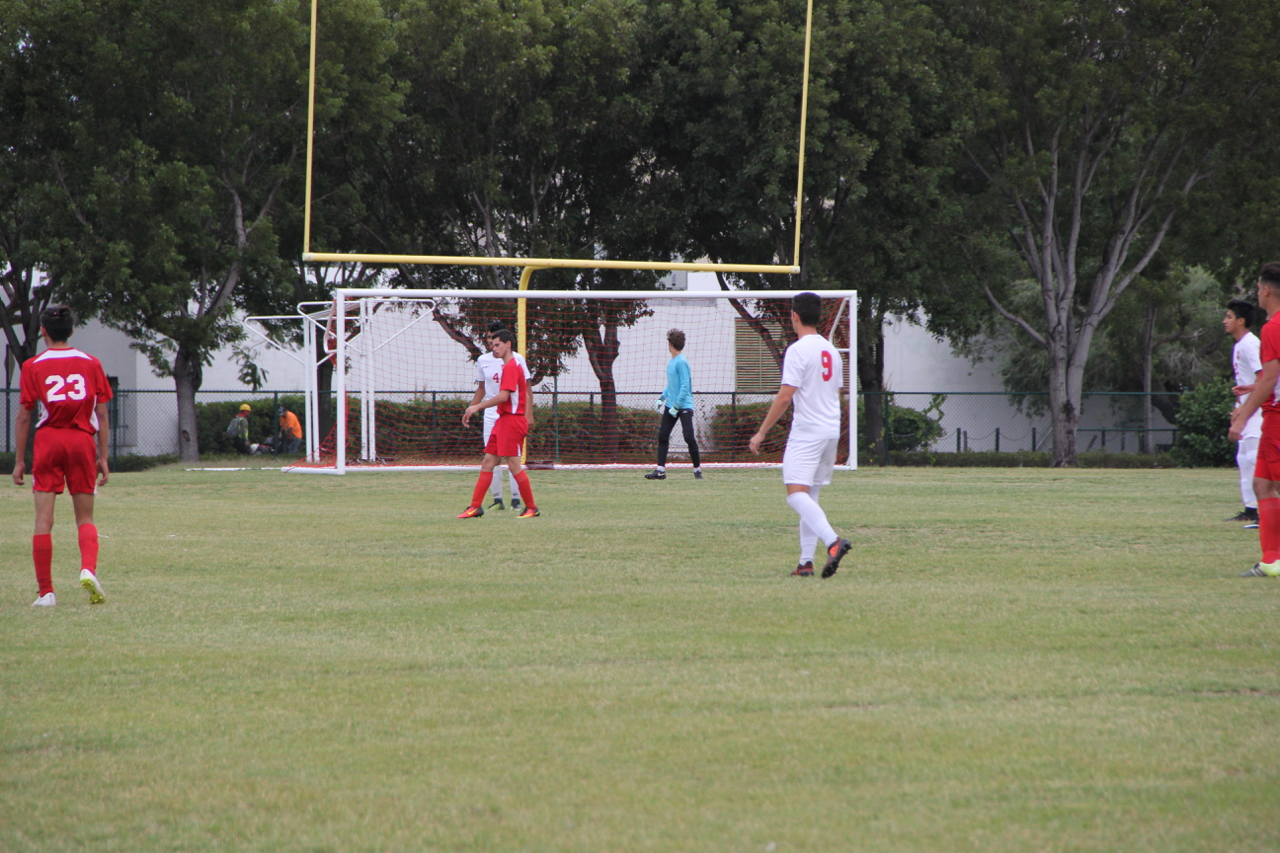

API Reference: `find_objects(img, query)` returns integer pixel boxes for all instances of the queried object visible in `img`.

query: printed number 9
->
[821,351,833,381]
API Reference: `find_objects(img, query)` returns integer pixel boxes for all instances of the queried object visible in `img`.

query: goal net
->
[293,288,857,472]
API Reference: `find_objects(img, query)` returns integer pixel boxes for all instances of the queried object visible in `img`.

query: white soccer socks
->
[797,485,822,564]
[786,490,838,550]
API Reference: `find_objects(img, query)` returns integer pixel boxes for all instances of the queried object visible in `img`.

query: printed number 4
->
[46,373,87,402]
[821,351,833,381]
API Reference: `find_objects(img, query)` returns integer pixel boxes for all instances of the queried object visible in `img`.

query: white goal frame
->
[291,288,858,474]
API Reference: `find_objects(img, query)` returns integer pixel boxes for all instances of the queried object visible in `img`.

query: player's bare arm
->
[96,402,110,486]
[463,389,511,426]
[1231,359,1280,441]
[11,405,30,486]
[524,382,534,428]
[749,385,797,455]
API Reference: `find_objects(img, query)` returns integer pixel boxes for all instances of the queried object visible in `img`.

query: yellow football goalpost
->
[297,0,855,471]
[301,0,818,299]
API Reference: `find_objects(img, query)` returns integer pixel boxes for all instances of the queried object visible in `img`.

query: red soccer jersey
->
[20,347,113,433]
[1261,313,1280,416]
[497,357,527,417]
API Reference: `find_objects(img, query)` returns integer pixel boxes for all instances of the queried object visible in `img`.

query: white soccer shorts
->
[782,436,839,487]
[1239,433,1260,508]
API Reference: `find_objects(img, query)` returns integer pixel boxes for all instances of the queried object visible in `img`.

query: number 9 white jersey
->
[780,334,842,441]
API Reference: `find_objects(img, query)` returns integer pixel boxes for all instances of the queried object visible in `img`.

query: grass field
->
[1,465,1277,852]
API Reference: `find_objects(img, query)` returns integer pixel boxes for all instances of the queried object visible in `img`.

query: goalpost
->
[295,3,840,475]
[289,288,857,474]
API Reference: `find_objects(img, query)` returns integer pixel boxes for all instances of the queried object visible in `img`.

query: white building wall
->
[0,286,1174,457]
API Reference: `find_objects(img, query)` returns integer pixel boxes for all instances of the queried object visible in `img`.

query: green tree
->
[25,0,399,461]
[938,0,1280,466]
[0,0,92,374]
[636,0,976,455]
[27,0,306,460]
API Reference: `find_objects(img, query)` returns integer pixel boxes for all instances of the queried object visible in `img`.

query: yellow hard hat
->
[239,404,252,412]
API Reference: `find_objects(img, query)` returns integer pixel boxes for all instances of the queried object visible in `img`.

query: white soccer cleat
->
[32,592,56,607]
[79,569,106,604]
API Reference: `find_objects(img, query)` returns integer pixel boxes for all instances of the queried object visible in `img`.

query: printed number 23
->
[46,373,87,402]
[820,351,833,381]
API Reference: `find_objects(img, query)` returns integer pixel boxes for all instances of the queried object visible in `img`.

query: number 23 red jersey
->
[20,347,113,434]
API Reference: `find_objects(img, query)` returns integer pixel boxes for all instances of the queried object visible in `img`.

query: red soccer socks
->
[1257,497,1280,564]
[514,471,536,511]
[470,472,494,510]
[78,523,100,573]
[33,533,53,595]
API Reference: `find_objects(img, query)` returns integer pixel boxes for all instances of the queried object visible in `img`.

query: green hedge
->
[196,395,307,454]
[865,450,1178,468]
[325,397,663,463]
[0,451,176,472]
[1171,378,1234,468]
[710,395,938,460]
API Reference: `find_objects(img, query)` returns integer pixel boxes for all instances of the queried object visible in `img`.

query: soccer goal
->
[288,288,857,473]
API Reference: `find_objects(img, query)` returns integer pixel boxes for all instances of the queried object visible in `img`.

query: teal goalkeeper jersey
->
[662,353,694,411]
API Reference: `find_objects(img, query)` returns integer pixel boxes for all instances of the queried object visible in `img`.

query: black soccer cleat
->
[791,562,814,577]
[822,538,852,578]
[488,498,505,511]
[694,470,704,480]
[511,497,522,511]
[1226,508,1258,522]
[644,470,666,480]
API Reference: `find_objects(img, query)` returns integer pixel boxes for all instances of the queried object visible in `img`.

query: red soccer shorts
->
[484,414,527,458]
[32,427,99,494]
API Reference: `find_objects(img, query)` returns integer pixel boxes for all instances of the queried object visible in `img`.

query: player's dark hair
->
[492,329,515,345]
[1260,262,1280,289]
[1227,299,1256,328]
[487,320,507,335]
[40,305,74,342]
[792,292,822,328]
[667,329,686,351]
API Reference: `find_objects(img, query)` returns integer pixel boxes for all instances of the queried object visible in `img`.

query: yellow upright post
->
[792,0,816,269]
[303,0,320,255]
[517,266,542,465]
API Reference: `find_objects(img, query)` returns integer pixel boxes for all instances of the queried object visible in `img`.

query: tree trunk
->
[1045,334,1079,467]
[173,346,203,462]
[314,329,336,453]
[856,299,888,462]
[1141,303,1157,454]
[582,318,621,461]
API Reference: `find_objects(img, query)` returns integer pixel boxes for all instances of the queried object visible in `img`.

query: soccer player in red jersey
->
[13,306,113,606]
[1230,263,1280,577]
[458,329,539,518]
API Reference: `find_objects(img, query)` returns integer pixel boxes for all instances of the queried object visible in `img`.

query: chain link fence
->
[863,391,1180,458]
[0,388,1186,462]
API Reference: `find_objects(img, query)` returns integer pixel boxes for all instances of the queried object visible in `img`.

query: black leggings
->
[657,408,701,468]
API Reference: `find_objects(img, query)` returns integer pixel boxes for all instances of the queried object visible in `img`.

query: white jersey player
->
[469,323,532,510]
[749,292,852,578]
[1226,300,1263,526]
